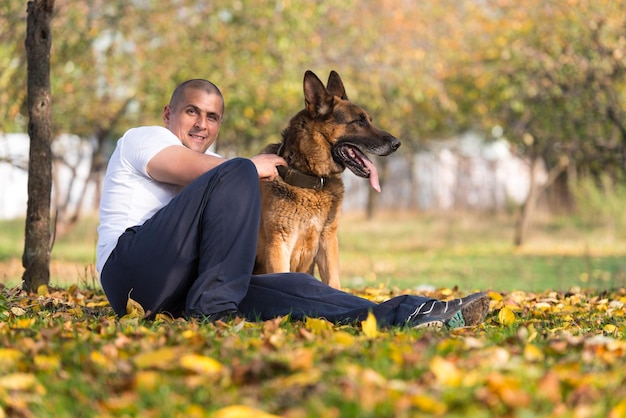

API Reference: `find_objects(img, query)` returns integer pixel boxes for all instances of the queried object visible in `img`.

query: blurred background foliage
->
[1,0,625,221]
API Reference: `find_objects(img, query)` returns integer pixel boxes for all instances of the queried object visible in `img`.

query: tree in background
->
[446,0,626,245]
[2,0,625,250]
[22,0,54,292]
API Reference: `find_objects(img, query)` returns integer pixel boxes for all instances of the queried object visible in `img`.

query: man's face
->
[163,88,223,154]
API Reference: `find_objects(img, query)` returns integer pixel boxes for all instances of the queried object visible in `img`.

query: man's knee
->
[219,158,259,190]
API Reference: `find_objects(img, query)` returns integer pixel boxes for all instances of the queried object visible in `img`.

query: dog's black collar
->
[277,165,327,190]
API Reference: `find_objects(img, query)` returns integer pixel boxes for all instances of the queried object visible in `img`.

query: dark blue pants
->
[101,158,433,326]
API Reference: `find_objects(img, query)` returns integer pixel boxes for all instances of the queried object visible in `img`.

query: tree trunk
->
[514,156,568,247]
[22,0,55,292]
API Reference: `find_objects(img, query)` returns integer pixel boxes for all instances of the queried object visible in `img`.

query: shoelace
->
[407,300,451,323]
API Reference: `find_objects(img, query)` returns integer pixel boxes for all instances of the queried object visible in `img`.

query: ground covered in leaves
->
[1,284,625,418]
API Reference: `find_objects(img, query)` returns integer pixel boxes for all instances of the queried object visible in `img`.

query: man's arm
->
[147,145,287,186]
[147,145,225,186]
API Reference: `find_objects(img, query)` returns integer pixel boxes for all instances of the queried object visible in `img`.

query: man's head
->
[163,79,224,154]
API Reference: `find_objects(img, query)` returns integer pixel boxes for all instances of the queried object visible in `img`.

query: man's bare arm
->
[147,145,287,186]
[147,145,225,186]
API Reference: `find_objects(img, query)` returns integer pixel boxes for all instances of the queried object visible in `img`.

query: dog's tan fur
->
[254,70,400,289]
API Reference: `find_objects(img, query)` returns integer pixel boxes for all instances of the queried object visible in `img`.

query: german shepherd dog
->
[254,70,400,289]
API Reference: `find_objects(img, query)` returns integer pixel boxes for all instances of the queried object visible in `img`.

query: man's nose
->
[194,116,207,129]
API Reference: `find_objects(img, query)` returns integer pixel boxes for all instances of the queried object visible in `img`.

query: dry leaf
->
[523,344,545,362]
[10,307,26,316]
[133,370,161,391]
[361,312,380,338]
[33,355,61,372]
[0,348,23,370]
[333,331,356,347]
[411,394,447,415]
[133,347,178,370]
[211,405,280,418]
[498,307,515,326]
[179,354,224,376]
[305,317,333,335]
[0,373,39,391]
[123,290,145,319]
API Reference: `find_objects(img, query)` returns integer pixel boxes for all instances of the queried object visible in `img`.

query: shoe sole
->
[413,293,490,330]
[447,293,490,329]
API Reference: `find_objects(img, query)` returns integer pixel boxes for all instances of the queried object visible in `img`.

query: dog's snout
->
[388,136,401,151]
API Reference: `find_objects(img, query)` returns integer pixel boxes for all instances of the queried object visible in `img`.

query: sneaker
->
[408,292,490,329]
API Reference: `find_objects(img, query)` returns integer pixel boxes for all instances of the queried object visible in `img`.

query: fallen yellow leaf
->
[305,317,333,335]
[133,347,178,370]
[180,354,224,376]
[34,355,61,372]
[488,291,504,301]
[523,344,545,362]
[498,307,515,326]
[123,290,145,319]
[211,405,280,418]
[361,312,380,338]
[13,317,36,329]
[411,394,447,415]
[36,284,49,296]
[133,370,162,391]
[333,331,356,346]
[154,312,174,322]
[430,356,461,387]
[0,373,39,391]
[0,348,23,371]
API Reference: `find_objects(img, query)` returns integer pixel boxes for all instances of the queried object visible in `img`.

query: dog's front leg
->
[263,239,292,274]
[316,227,341,289]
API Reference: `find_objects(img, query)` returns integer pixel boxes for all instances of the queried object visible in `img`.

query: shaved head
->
[169,79,224,115]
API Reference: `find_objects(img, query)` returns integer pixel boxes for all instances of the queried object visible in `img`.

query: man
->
[96,78,489,328]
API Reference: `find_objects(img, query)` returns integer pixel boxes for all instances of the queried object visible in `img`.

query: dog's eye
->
[351,116,368,127]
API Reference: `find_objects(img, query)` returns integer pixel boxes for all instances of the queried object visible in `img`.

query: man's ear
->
[162,105,171,126]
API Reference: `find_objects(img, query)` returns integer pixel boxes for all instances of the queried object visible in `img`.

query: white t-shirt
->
[96,126,186,275]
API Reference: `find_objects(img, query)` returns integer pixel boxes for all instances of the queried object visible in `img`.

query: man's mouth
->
[189,133,206,141]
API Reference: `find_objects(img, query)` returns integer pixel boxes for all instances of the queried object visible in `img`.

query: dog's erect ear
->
[326,71,348,100]
[303,70,334,118]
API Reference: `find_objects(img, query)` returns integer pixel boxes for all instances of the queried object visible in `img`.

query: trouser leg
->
[101,158,260,318]
[239,273,436,327]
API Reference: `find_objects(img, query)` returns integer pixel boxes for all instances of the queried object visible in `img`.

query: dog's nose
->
[389,136,401,151]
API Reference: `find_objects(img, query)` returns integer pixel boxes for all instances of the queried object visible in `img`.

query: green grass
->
[2,212,626,292]
[337,212,626,292]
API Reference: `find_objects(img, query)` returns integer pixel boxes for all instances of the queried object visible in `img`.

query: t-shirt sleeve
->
[120,126,182,177]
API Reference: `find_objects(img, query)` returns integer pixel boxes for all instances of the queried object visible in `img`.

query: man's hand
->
[250,154,287,181]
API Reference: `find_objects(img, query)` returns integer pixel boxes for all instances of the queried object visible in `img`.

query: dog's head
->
[302,70,401,192]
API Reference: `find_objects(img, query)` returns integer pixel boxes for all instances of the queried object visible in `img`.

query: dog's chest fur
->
[260,175,344,235]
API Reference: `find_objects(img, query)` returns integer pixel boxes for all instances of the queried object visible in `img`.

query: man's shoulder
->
[123,125,176,140]
[119,126,182,150]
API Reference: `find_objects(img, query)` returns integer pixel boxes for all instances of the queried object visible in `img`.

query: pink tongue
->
[363,158,381,192]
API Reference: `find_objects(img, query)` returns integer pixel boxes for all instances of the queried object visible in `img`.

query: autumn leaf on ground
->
[361,311,380,338]
[498,306,515,326]
[122,290,145,320]
[211,405,280,418]
[179,354,224,377]
[133,347,179,370]
[429,356,461,387]
[305,317,333,335]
